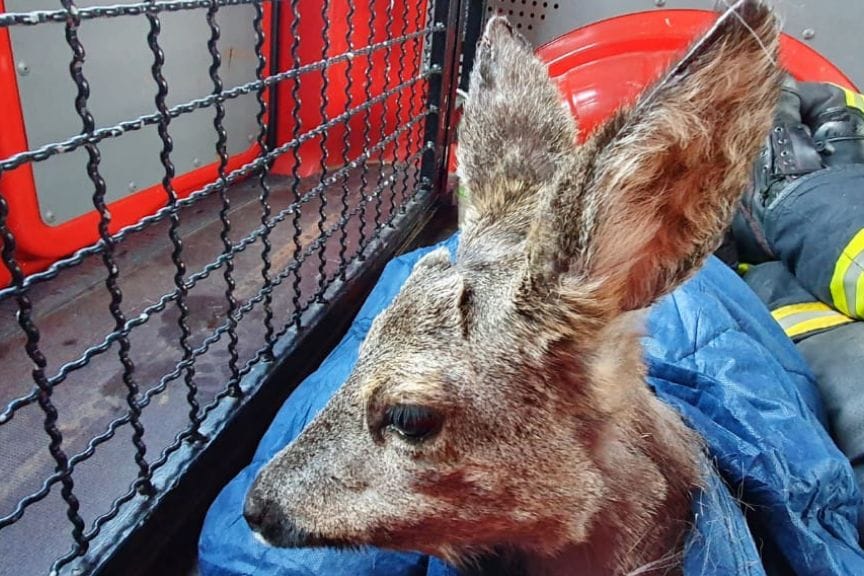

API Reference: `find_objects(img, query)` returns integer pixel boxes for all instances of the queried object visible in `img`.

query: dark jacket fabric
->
[743,260,864,535]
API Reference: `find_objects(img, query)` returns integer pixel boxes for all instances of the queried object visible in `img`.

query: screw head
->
[654,0,666,6]
[192,157,202,168]
[128,181,138,192]
[802,28,816,40]
[16,61,30,76]
[44,210,56,224]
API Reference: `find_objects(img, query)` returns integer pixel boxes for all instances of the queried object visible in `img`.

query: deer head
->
[245,1,781,573]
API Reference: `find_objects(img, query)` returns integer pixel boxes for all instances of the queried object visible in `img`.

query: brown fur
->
[245,3,782,574]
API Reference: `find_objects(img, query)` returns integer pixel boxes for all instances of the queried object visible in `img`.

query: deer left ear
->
[457,16,578,232]
[527,0,783,312]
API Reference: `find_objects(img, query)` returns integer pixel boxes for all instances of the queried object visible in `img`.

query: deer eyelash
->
[385,404,444,443]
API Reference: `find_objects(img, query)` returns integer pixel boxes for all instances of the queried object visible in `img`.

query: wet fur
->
[246,2,782,575]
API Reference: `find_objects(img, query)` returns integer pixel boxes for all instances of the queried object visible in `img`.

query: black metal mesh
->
[0,1,454,573]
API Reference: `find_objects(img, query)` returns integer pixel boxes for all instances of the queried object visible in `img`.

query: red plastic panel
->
[535,9,859,140]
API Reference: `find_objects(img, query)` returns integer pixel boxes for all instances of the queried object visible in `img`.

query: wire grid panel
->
[0,0,444,573]
[6,0,261,227]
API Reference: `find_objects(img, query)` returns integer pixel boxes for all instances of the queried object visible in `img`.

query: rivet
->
[655,0,666,6]
[193,157,202,167]
[128,181,138,192]
[802,28,815,40]
[16,61,30,76]
[44,210,56,224]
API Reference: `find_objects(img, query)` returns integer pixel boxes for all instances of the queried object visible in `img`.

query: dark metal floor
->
[0,163,420,575]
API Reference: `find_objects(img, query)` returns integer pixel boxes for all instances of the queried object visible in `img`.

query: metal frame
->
[420,0,468,200]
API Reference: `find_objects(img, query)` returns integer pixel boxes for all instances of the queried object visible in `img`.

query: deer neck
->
[511,389,699,575]
[515,357,701,576]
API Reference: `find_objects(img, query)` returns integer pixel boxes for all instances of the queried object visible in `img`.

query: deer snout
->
[244,479,312,548]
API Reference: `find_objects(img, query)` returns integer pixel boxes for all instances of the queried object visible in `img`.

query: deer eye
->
[384,404,443,443]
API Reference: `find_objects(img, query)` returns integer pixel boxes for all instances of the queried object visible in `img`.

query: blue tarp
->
[199,234,864,575]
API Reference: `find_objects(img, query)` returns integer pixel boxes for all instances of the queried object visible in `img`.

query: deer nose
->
[244,484,312,547]
[244,485,286,544]
[243,490,268,533]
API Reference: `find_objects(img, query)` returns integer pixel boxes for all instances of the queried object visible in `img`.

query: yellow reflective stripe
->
[858,272,864,318]
[837,84,864,115]
[771,302,854,339]
[771,301,834,320]
[830,228,864,318]
[784,314,852,338]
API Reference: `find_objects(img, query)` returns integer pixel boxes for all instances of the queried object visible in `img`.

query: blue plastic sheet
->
[199,234,864,575]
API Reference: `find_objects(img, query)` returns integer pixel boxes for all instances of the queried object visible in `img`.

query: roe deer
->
[245,1,782,573]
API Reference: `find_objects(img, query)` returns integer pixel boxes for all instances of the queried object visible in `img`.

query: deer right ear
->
[524,0,782,313]
[457,16,578,232]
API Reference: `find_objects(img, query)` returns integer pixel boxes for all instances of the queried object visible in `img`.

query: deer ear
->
[457,16,577,237]
[528,0,782,312]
